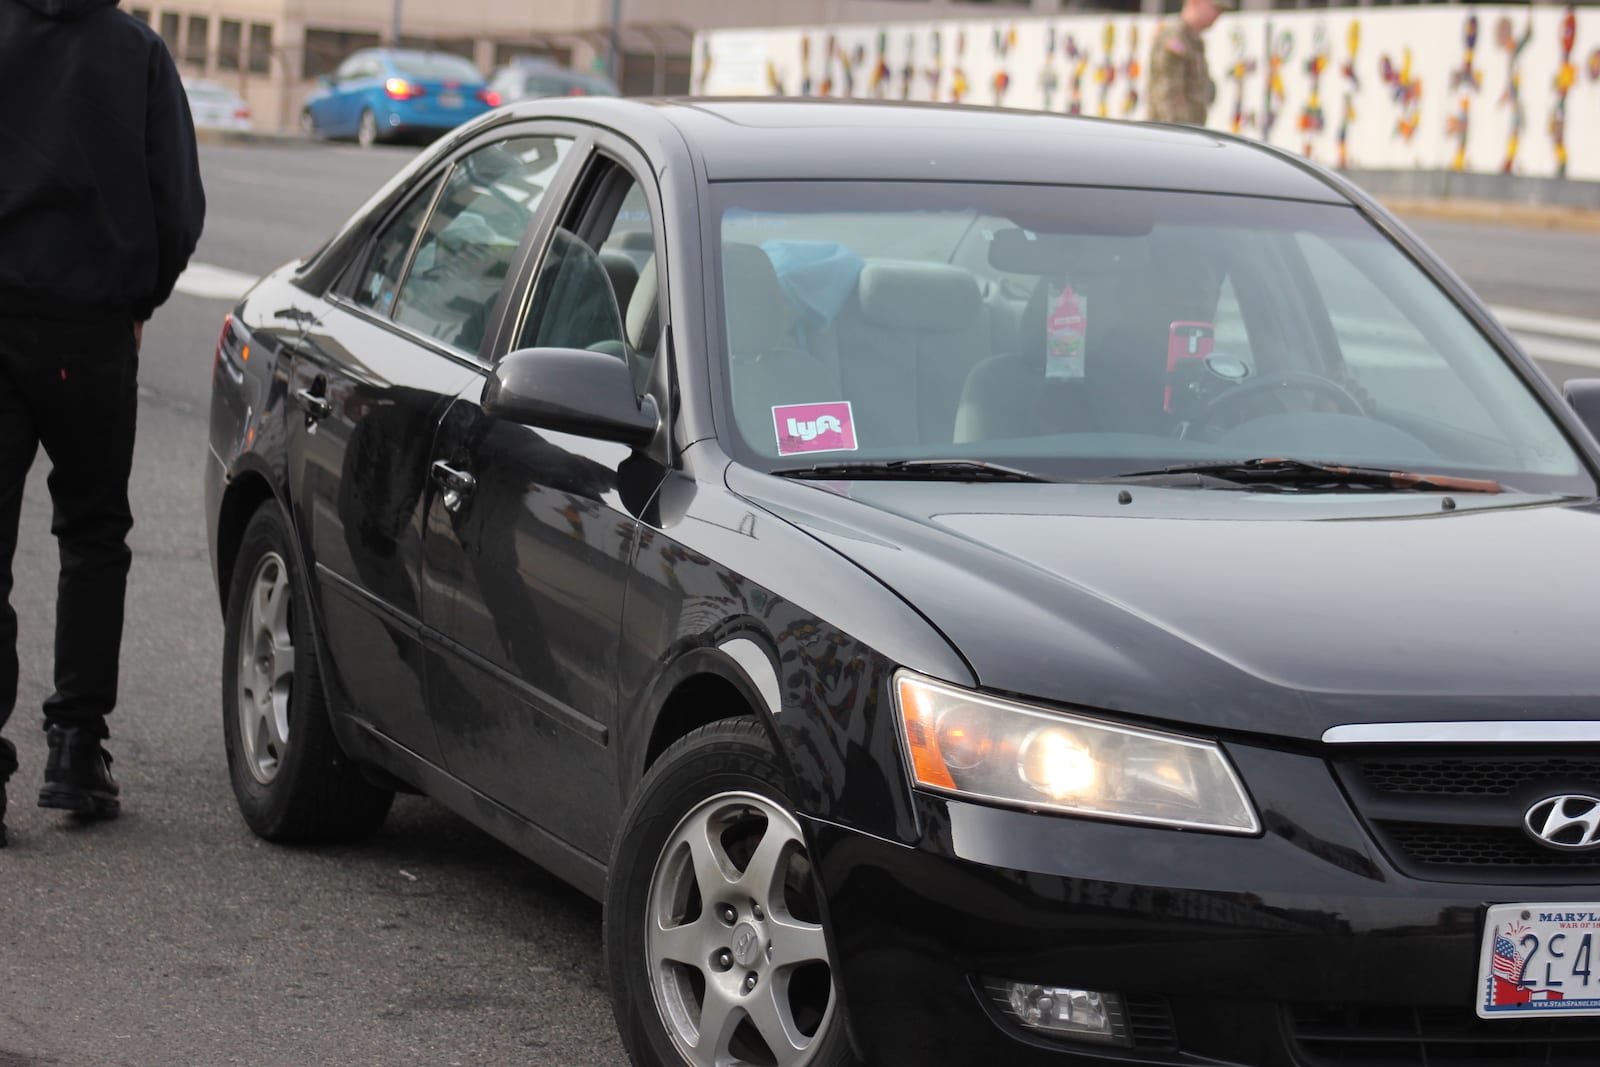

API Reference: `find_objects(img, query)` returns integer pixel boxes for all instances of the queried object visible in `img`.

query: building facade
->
[137,0,1594,132]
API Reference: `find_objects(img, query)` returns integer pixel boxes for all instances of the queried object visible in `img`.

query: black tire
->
[605,719,859,1067]
[221,502,393,841]
[356,108,380,148]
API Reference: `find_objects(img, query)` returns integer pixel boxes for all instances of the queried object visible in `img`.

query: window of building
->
[184,15,209,68]
[248,23,272,75]
[158,11,180,52]
[218,20,242,71]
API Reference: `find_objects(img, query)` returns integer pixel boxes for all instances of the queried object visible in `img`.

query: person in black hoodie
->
[0,0,204,845]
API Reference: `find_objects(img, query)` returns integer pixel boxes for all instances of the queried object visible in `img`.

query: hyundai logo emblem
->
[1524,795,1600,851]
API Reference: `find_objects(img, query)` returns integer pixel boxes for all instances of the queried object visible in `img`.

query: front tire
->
[221,502,393,841]
[356,108,380,148]
[299,108,319,139]
[605,719,858,1067]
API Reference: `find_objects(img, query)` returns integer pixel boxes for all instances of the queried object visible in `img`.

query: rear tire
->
[605,719,859,1067]
[357,108,380,148]
[221,502,393,841]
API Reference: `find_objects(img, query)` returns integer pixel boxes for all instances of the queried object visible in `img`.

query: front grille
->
[1331,747,1600,883]
[1385,822,1600,870]
[1289,1003,1600,1066]
[1362,757,1600,797]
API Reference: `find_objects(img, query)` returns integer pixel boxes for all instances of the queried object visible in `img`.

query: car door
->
[284,128,579,768]
[420,139,670,852]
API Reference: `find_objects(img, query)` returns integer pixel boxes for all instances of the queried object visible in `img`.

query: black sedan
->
[206,97,1600,1066]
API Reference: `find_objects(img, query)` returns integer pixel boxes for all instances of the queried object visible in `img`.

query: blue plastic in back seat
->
[759,240,865,346]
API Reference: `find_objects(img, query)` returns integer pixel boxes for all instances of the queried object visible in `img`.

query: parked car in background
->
[486,56,619,105]
[207,97,1600,1067]
[302,48,492,147]
[183,78,252,133]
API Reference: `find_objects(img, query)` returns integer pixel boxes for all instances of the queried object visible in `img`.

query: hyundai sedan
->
[206,97,1600,1066]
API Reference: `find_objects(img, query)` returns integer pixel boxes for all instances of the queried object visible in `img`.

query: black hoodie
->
[0,0,205,320]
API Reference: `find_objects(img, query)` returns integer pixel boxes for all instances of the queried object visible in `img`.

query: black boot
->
[0,740,14,847]
[38,725,119,820]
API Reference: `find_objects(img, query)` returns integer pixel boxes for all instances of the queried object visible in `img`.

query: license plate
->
[439,93,463,109]
[1477,903,1600,1018]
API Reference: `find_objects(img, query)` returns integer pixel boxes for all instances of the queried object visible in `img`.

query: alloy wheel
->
[236,550,295,785]
[646,790,836,1067]
[357,110,377,148]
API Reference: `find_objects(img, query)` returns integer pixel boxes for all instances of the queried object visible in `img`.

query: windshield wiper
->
[774,459,1057,483]
[1106,457,1503,494]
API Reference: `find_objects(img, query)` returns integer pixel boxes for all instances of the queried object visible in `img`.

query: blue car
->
[302,49,492,147]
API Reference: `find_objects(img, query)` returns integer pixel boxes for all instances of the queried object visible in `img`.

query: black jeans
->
[0,315,138,777]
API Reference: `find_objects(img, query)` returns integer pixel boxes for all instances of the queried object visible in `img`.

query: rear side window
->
[390,136,570,356]
[351,175,442,317]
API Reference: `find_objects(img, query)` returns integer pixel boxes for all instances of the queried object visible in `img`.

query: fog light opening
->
[984,978,1130,1045]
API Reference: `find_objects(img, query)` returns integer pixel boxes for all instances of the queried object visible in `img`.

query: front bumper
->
[807,741,1600,1066]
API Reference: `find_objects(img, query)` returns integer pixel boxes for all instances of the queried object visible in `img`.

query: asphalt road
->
[3,139,1599,1067]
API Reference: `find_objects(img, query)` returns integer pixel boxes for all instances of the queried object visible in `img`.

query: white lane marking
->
[173,262,260,302]
[1491,306,1600,345]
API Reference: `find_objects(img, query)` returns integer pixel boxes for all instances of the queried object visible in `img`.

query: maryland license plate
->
[439,93,464,109]
[1478,903,1600,1018]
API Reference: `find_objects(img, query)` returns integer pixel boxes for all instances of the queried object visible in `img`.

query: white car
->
[183,78,252,132]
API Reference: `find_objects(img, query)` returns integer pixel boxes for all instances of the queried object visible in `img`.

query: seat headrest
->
[857,261,981,332]
[626,255,660,354]
[599,249,639,319]
[722,243,795,357]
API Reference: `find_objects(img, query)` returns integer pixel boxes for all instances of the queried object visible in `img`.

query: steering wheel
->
[1188,370,1367,438]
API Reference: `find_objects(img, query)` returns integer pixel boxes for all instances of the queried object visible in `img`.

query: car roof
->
[495,96,1351,203]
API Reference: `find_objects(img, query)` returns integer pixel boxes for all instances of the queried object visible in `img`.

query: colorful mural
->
[697,5,1600,182]
[1300,24,1330,161]
[1337,19,1361,169]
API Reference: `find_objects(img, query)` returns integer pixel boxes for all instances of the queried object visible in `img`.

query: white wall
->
[695,6,1600,181]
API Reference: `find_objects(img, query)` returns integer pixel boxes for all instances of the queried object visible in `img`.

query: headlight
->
[894,672,1259,834]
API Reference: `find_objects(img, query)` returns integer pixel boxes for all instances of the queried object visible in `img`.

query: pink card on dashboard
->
[773,402,858,456]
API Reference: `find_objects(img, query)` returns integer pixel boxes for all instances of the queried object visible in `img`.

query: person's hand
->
[133,320,144,352]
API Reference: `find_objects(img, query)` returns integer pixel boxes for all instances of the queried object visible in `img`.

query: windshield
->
[711,182,1592,495]
[393,53,482,82]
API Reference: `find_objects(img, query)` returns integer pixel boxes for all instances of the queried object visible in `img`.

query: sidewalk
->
[1382,197,1600,234]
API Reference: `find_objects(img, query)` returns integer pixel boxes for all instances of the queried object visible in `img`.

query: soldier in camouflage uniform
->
[1147,0,1233,126]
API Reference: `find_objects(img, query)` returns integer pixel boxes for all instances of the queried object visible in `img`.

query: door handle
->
[431,460,477,514]
[294,388,332,421]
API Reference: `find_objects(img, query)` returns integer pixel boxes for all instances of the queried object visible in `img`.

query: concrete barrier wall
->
[692,6,1600,182]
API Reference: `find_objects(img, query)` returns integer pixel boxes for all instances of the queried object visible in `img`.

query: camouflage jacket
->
[1147,21,1215,126]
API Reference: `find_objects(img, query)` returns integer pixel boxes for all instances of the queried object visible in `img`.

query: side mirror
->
[483,347,659,448]
[318,74,335,90]
[1563,378,1600,443]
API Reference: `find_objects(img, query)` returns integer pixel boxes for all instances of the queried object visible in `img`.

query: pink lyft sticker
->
[773,402,858,456]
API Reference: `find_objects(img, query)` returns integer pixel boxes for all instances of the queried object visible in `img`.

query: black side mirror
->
[483,347,659,448]
[1563,379,1600,443]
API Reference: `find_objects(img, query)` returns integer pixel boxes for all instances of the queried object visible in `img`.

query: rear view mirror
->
[1562,378,1600,443]
[484,347,659,448]
[989,228,1151,276]
[318,74,335,90]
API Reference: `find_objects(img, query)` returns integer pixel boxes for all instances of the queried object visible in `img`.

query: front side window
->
[519,169,661,396]
[712,182,1589,494]
[390,136,570,356]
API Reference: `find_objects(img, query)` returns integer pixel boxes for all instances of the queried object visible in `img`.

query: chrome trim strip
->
[719,638,781,719]
[1323,721,1600,744]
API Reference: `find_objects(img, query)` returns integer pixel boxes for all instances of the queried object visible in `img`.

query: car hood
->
[729,469,1600,741]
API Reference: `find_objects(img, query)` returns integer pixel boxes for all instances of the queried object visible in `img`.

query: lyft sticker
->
[773,402,858,456]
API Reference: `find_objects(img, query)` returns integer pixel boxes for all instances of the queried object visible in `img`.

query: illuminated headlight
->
[894,672,1259,833]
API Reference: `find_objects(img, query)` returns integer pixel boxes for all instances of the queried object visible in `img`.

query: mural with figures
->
[695,5,1600,181]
